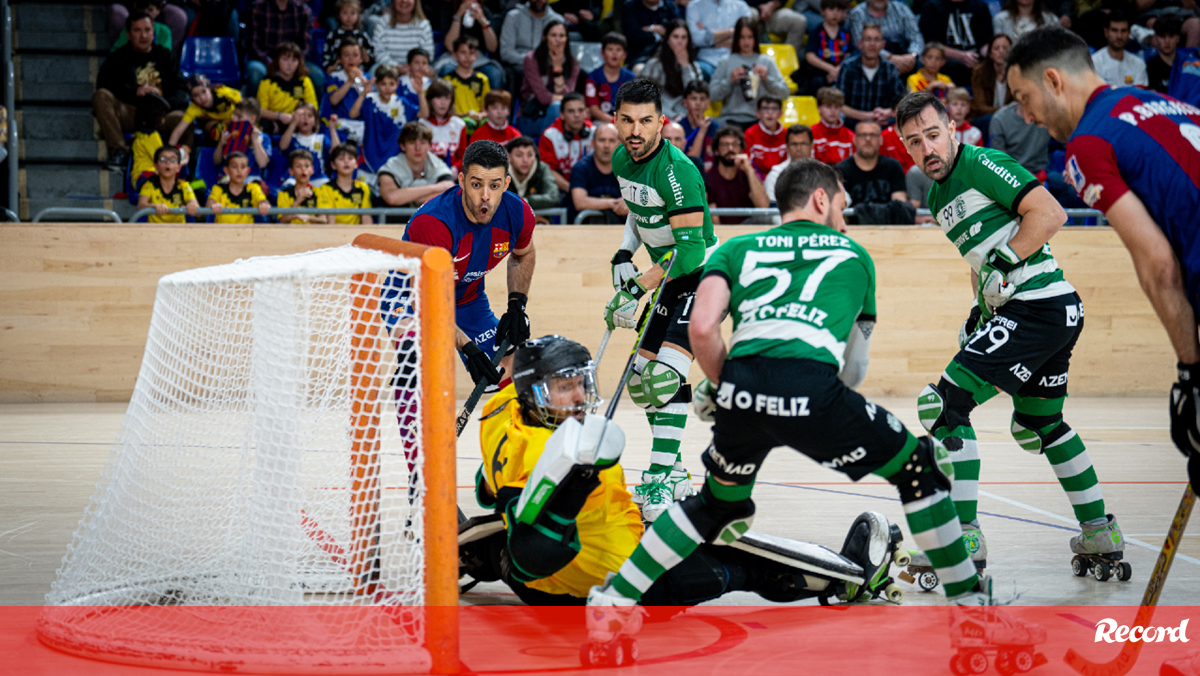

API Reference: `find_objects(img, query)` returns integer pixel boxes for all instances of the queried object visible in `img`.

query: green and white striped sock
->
[938,362,1000,526]
[648,403,687,474]
[1013,396,1106,523]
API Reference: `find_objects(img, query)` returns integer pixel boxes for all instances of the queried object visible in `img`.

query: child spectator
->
[803,0,855,95]
[353,65,409,172]
[680,80,717,170]
[371,0,435,73]
[640,20,704,121]
[744,96,787,178]
[167,74,241,147]
[324,40,369,144]
[467,90,521,146]
[506,136,560,213]
[811,86,855,164]
[538,92,593,193]
[584,32,635,124]
[378,121,455,207]
[907,43,953,97]
[398,48,434,121]
[208,152,271,224]
[318,142,374,224]
[130,92,176,190]
[213,98,272,182]
[276,150,324,223]
[322,0,376,75]
[281,102,338,185]
[945,87,982,146]
[444,36,489,124]
[420,79,468,169]
[110,0,172,53]
[257,42,319,135]
[137,145,199,223]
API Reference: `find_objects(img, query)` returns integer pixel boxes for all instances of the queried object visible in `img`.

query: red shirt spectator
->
[745,121,788,178]
[880,125,915,173]
[537,93,593,191]
[469,121,522,148]
[812,120,855,164]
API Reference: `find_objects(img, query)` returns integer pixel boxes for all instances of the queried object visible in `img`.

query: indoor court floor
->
[2,395,1196,609]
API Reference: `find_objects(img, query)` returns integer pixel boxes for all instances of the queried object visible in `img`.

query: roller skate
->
[1070,513,1131,582]
[948,576,1049,675]
[632,464,693,523]
[838,511,909,604]
[581,577,645,667]
[899,522,987,592]
[1162,650,1200,676]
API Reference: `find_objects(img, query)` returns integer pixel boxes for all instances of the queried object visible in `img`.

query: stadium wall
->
[0,224,1173,403]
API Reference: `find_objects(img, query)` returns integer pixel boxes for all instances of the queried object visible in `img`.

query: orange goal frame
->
[351,234,458,674]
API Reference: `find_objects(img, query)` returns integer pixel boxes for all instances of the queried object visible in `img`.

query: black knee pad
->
[1011,410,1071,455]
[887,436,954,503]
[928,378,979,451]
[678,480,756,544]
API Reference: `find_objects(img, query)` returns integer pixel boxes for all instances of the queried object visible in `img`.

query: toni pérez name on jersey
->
[736,232,853,328]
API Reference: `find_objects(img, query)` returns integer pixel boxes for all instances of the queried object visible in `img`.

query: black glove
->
[1170,363,1200,457]
[496,292,530,349]
[462,342,503,386]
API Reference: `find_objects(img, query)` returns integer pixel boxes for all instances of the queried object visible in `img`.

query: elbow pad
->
[672,226,705,276]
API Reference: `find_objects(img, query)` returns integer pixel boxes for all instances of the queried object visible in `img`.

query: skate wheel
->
[918,571,939,592]
[579,642,598,668]
[621,636,639,664]
[1093,559,1112,582]
[885,583,904,604]
[612,639,627,666]
[950,653,968,676]
[1116,561,1132,582]
[1013,649,1035,673]
[996,651,1015,676]
[1071,555,1088,577]
[893,550,912,567]
[967,650,989,674]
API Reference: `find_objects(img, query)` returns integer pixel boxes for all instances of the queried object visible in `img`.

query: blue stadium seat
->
[195,147,221,193]
[310,29,328,66]
[181,37,242,86]
[267,138,289,191]
[433,30,444,59]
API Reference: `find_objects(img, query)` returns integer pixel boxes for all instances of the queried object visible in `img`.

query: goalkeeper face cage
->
[528,363,603,428]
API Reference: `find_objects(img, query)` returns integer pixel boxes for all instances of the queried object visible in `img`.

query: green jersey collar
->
[935,139,964,185]
[781,219,833,230]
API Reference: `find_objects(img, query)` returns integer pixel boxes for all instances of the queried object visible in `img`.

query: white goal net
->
[40,245,437,673]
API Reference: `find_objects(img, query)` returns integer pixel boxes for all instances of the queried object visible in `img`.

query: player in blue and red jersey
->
[1008,26,1200,492]
[400,140,537,388]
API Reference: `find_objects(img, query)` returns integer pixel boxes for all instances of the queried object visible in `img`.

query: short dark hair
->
[786,124,813,143]
[895,90,950,134]
[758,96,783,110]
[288,149,314,168]
[562,91,586,109]
[338,38,362,57]
[820,0,850,9]
[153,145,180,163]
[600,32,627,51]
[407,47,431,64]
[223,151,248,167]
[712,125,744,153]
[1106,10,1130,28]
[330,142,359,165]
[425,79,453,106]
[462,140,510,177]
[614,78,663,116]
[506,136,537,154]
[683,80,710,98]
[126,10,153,32]
[1155,14,1184,37]
[399,120,433,145]
[1007,26,1094,80]
[453,35,479,52]
[775,159,841,215]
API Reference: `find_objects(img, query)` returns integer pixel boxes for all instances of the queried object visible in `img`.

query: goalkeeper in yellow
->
[459,335,907,607]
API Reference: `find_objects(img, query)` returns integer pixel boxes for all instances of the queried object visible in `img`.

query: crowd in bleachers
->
[94,0,1200,225]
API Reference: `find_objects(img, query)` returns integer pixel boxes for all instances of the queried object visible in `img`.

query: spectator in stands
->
[324,40,369,144]
[445,36,490,123]
[836,23,906,127]
[398,48,433,122]
[664,120,690,150]
[687,0,755,69]
[354,66,409,173]
[276,150,323,223]
[130,93,174,190]
[322,0,377,76]
[969,33,1012,124]
[245,0,323,97]
[436,1,503,90]
[1140,4,1200,48]
[372,0,435,75]
[281,102,336,185]
[257,42,318,135]
[907,43,953,95]
[318,142,374,224]
[836,121,913,224]
[166,73,239,149]
[710,18,790,128]
[208,152,271,223]
[519,20,582,138]
[946,87,982,146]
[680,80,717,169]
[585,33,636,124]
[763,123,813,201]
[745,96,787,177]
[213,99,272,182]
[1147,15,1183,93]
[918,0,993,85]
[468,90,522,148]
[811,86,855,163]
[623,0,684,64]
[378,121,456,207]
[95,11,187,170]
[137,145,198,223]
[538,92,594,192]
[557,0,604,41]
[569,124,629,222]
[848,0,922,75]
[642,20,706,120]
[506,136,561,212]
[802,0,856,95]
[500,0,565,78]
[109,0,178,55]
[746,0,811,60]
[988,101,1049,175]
[705,125,769,223]
[421,80,469,169]
[992,0,1060,41]
[1093,12,1148,87]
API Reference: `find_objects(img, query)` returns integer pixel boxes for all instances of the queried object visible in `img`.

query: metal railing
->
[33,207,123,223]
[127,206,570,223]
[4,0,17,219]
[575,207,1108,225]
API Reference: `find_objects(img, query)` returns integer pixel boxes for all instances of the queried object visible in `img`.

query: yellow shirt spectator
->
[444,71,490,118]
[208,181,269,224]
[181,85,242,125]
[130,130,163,183]
[317,179,372,224]
[138,175,197,224]
[257,74,318,116]
[907,70,953,94]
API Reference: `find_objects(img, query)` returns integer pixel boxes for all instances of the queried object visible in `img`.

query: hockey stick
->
[455,338,511,437]
[604,249,678,420]
[595,329,612,370]
[1063,485,1196,676]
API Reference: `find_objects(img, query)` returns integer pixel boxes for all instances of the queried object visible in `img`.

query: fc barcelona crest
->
[493,241,510,259]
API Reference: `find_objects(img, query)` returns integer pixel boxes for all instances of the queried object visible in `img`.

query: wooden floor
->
[1,397,1196,608]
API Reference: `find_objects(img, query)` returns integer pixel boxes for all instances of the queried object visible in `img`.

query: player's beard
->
[922,138,956,181]
[625,131,661,160]
[464,192,495,225]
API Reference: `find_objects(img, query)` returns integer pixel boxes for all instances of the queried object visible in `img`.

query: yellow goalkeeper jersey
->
[478,384,644,598]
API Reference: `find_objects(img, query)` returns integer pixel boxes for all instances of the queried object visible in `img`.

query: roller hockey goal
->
[38,235,458,674]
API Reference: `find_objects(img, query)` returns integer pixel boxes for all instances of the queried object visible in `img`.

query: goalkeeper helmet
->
[512,335,602,428]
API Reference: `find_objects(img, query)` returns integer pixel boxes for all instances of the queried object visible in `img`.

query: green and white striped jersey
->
[703,221,876,369]
[612,138,717,274]
[927,143,1074,301]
